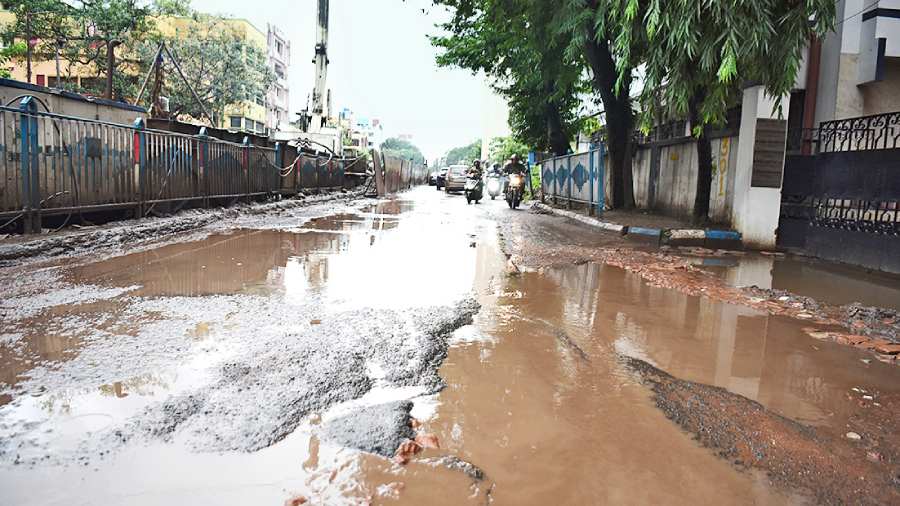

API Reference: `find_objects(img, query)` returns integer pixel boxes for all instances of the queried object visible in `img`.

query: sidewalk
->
[531,202,743,249]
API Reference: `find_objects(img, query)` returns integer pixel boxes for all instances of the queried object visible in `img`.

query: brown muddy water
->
[1,188,898,505]
[687,252,900,311]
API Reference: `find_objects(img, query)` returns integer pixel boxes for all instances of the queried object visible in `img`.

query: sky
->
[189,0,504,159]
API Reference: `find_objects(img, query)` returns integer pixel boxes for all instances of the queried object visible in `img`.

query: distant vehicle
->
[444,165,469,193]
[435,168,448,190]
[428,170,439,186]
[486,173,502,200]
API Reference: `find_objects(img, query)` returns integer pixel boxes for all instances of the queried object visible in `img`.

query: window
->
[254,94,264,106]
[230,116,242,129]
[274,64,285,79]
[275,40,283,55]
[36,74,45,86]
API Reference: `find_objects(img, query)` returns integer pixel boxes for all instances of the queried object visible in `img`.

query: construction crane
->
[299,0,330,133]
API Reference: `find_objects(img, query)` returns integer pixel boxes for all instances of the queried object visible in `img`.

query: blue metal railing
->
[539,145,606,214]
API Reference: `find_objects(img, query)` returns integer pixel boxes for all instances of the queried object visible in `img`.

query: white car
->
[443,165,470,193]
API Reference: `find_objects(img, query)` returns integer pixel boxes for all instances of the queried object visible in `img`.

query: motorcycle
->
[505,173,525,209]
[486,174,502,200]
[464,176,484,204]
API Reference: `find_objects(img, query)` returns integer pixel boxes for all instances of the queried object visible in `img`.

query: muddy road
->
[1,187,898,505]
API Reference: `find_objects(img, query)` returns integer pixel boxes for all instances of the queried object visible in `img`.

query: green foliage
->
[487,136,528,165]
[444,139,481,166]
[136,13,274,124]
[431,0,585,155]
[0,0,165,99]
[152,0,191,16]
[0,41,26,78]
[381,137,425,165]
[1,1,272,124]
[579,116,601,137]
[609,0,837,130]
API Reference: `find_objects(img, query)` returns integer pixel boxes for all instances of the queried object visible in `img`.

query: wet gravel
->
[0,189,365,265]
[0,295,479,465]
[322,400,416,457]
[623,356,900,505]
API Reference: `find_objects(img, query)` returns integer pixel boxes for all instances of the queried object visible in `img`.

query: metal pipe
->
[162,43,216,127]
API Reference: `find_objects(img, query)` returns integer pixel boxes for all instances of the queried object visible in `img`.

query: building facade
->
[0,10,290,137]
[792,0,900,129]
[266,23,291,132]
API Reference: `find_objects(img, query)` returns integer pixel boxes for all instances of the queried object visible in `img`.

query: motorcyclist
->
[467,159,484,180]
[503,154,526,176]
[502,154,527,193]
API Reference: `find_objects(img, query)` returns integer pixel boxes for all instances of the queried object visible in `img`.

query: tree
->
[431,0,584,157]
[559,0,646,209]
[136,13,274,126]
[0,0,189,99]
[0,42,26,78]
[444,139,481,165]
[610,0,836,222]
[488,136,528,165]
[381,137,425,165]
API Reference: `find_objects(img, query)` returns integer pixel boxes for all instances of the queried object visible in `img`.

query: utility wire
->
[834,0,880,28]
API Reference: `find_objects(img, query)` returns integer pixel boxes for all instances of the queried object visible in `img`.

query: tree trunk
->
[105,40,116,99]
[582,22,635,209]
[545,80,571,156]
[689,90,713,224]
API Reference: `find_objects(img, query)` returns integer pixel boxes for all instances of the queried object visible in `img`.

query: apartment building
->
[267,23,291,131]
[0,10,291,136]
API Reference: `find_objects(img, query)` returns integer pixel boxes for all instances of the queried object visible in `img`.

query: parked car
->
[435,168,448,190]
[444,165,470,193]
[428,170,439,186]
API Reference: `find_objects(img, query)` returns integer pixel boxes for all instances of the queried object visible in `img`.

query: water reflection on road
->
[1,188,897,505]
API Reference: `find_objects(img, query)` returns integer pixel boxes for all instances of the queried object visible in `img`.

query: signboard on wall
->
[751,118,788,188]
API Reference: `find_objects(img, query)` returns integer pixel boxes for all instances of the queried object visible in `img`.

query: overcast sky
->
[189,0,498,159]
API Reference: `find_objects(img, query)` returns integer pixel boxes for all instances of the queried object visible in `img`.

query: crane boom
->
[311,0,329,116]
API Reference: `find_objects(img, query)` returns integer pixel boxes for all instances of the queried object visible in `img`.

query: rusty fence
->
[1,98,355,233]
[372,150,428,197]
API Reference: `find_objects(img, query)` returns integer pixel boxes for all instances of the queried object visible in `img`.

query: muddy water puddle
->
[365,260,898,504]
[686,252,900,311]
[2,190,897,504]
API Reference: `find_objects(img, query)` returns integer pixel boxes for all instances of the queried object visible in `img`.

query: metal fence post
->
[317,155,323,190]
[566,156,573,209]
[132,117,147,217]
[242,136,250,202]
[589,148,595,216]
[274,141,283,196]
[18,97,40,233]
[598,143,606,213]
[197,127,210,208]
[552,158,558,205]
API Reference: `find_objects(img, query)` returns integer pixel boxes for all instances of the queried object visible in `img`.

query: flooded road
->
[1,187,898,504]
